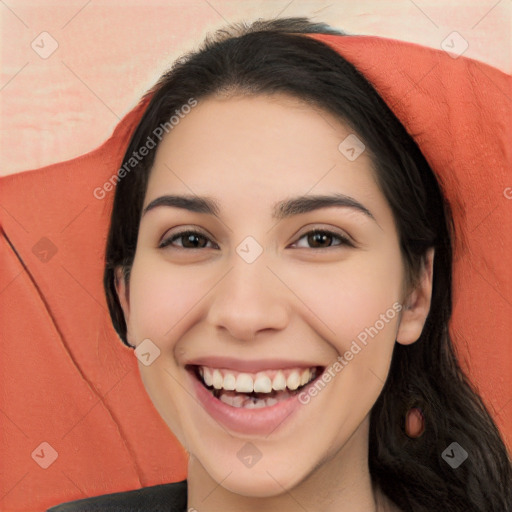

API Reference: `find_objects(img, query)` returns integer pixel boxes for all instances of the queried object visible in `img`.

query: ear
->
[114,267,135,347]
[396,248,435,345]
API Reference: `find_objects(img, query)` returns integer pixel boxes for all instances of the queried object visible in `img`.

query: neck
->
[187,417,380,512]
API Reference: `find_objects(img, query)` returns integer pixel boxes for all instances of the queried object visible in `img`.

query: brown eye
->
[293,229,353,249]
[159,230,215,249]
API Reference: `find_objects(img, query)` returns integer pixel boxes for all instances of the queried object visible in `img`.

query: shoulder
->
[46,480,187,512]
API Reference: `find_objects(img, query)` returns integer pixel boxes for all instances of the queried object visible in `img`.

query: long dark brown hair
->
[103,17,512,511]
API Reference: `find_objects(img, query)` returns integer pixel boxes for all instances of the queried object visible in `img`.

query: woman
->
[48,17,512,512]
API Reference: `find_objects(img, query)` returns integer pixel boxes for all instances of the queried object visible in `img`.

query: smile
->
[189,364,323,409]
[185,357,327,435]
[186,364,325,434]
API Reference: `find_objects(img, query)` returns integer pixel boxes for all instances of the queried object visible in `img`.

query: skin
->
[115,93,434,512]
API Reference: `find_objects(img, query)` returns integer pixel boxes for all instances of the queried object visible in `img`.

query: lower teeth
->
[212,388,295,409]
[221,394,271,408]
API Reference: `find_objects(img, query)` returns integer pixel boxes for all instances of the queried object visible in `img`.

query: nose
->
[205,254,291,342]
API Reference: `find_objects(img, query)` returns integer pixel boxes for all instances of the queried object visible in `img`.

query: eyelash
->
[158,228,354,250]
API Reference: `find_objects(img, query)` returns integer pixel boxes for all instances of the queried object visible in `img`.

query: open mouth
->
[187,364,324,409]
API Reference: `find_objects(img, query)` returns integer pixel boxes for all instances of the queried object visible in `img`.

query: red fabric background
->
[1,34,510,511]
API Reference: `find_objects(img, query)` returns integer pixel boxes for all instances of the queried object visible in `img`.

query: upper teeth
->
[198,366,317,393]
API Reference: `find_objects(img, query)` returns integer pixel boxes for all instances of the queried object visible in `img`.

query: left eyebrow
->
[272,193,376,222]
[142,193,377,223]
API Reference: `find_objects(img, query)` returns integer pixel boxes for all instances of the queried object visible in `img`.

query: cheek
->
[284,246,404,355]
[289,249,404,440]
[126,254,210,443]
[127,253,210,344]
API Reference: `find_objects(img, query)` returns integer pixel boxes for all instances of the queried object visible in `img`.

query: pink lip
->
[188,368,315,436]
[185,356,320,373]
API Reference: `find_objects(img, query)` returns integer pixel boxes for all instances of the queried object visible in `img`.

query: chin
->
[221,470,303,498]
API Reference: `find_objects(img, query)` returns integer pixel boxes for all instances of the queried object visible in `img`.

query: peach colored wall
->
[0,0,510,176]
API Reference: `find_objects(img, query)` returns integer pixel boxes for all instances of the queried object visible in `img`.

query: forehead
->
[144,93,384,215]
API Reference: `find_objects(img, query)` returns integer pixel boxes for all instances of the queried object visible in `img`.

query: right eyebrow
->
[142,195,220,217]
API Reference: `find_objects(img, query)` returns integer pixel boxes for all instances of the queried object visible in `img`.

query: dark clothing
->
[46,480,188,512]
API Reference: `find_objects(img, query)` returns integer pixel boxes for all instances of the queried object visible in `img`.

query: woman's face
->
[116,93,431,497]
